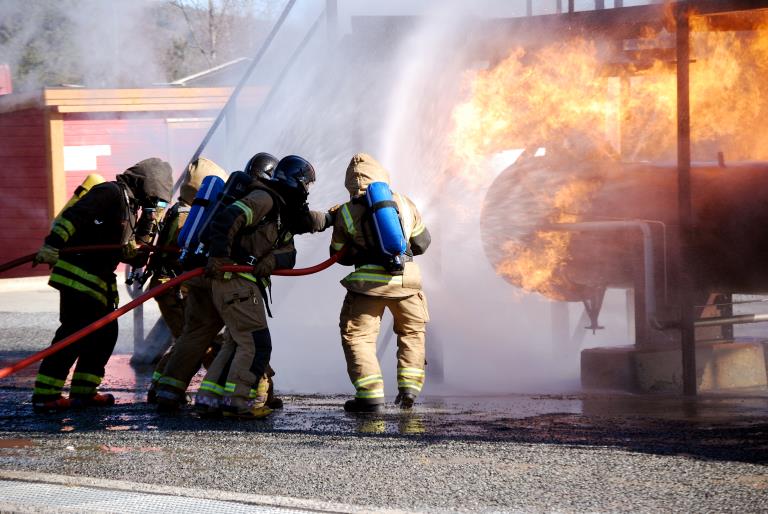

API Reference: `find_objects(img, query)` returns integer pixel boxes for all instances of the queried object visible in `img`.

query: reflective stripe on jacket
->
[49,259,118,307]
[330,192,428,298]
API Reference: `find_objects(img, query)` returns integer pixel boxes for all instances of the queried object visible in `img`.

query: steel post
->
[676,4,697,396]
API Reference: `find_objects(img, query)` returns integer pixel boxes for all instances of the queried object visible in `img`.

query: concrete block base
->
[581,341,768,393]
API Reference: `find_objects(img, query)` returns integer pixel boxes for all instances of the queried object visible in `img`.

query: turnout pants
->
[150,275,186,339]
[199,275,271,407]
[33,287,118,403]
[149,274,186,385]
[157,275,271,405]
[339,291,429,405]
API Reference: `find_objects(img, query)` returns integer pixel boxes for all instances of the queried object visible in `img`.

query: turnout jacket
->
[45,181,133,307]
[330,153,431,298]
[44,158,172,307]
[207,181,328,275]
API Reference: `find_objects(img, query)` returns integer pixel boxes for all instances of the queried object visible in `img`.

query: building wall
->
[62,114,212,201]
[0,108,49,278]
[0,100,217,279]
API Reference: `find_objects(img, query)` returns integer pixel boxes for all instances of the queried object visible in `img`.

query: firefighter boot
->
[32,397,72,414]
[146,382,158,404]
[155,389,186,412]
[194,392,222,418]
[221,397,273,420]
[394,392,416,410]
[343,399,384,414]
[71,393,115,409]
[263,375,283,409]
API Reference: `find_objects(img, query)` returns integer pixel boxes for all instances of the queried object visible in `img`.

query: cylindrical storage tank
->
[481,153,768,301]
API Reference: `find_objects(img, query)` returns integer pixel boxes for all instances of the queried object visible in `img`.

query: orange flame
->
[453,15,768,297]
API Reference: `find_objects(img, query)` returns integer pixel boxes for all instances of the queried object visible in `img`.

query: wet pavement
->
[0,354,767,512]
[1,278,767,511]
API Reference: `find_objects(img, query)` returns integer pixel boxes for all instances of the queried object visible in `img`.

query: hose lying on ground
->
[0,248,346,379]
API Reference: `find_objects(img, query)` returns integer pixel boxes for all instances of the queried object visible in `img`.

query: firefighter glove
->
[324,204,340,230]
[121,240,139,260]
[205,256,234,280]
[32,244,59,268]
[251,253,275,277]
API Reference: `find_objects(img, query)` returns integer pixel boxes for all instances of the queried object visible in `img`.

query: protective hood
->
[117,157,173,205]
[344,153,390,197]
[180,157,227,204]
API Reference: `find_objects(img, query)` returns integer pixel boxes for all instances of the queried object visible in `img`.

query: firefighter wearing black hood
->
[31,158,173,413]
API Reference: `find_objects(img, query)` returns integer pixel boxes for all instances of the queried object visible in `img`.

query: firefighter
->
[155,155,330,417]
[145,157,228,403]
[153,153,279,410]
[330,153,431,413]
[31,158,173,413]
[192,155,331,419]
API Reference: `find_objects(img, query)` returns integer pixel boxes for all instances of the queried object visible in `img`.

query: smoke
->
[0,0,168,92]
[191,0,642,396]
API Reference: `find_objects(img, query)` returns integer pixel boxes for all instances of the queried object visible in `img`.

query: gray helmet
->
[244,152,279,181]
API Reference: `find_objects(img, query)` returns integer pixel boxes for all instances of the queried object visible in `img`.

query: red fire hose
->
[0,248,346,379]
[0,244,178,275]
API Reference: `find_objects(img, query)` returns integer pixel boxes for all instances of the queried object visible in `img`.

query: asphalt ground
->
[0,277,767,513]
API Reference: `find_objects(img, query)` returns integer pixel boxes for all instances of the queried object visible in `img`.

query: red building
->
[0,87,232,277]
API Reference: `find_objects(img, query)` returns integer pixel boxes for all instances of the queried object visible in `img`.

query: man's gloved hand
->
[205,256,235,280]
[251,253,275,277]
[32,244,59,268]
[324,204,340,230]
[121,240,139,260]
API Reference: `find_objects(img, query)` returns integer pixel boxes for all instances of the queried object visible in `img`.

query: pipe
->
[694,313,768,328]
[544,220,659,330]
[0,248,347,379]
[676,2,697,397]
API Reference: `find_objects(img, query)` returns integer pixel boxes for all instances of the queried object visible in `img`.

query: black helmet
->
[244,152,278,180]
[271,155,316,194]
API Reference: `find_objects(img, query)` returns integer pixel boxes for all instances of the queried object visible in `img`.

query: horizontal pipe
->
[544,220,658,329]
[695,313,768,327]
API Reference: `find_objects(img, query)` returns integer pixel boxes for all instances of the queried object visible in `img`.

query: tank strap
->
[370,200,399,212]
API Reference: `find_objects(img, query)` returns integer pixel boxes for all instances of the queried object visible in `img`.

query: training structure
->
[475,2,768,393]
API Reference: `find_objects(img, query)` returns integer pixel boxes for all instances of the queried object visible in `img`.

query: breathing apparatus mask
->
[135,197,168,245]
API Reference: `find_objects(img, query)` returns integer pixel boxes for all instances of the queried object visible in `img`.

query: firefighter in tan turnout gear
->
[156,155,330,419]
[153,153,288,412]
[145,157,228,403]
[330,153,431,413]
[194,155,329,419]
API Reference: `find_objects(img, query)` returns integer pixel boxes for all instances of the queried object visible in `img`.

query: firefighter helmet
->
[271,155,316,194]
[244,152,279,180]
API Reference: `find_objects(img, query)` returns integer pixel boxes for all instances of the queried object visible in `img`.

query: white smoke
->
[197,0,640,396]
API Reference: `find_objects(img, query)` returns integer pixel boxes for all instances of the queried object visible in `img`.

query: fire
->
[452,14,768,297]
[495,176,604,300]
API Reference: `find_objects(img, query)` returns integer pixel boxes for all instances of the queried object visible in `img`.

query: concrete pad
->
[581,345,635,390]
[582,342,768,393]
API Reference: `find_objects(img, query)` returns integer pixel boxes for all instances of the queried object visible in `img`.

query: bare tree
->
[169,0,274,68]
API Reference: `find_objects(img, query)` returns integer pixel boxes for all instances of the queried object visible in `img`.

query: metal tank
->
[480,151,768,341]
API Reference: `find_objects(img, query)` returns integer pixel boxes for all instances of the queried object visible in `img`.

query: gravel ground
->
[1,417,766,513]
[1,280,767,512]
[0,370,766,513]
